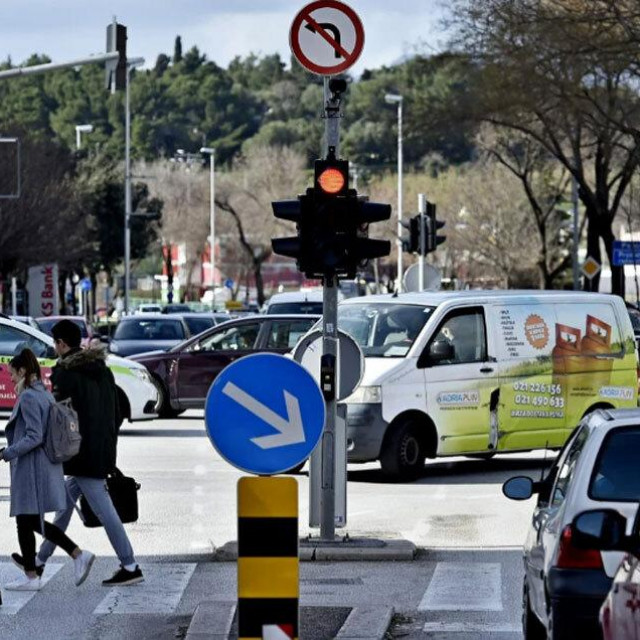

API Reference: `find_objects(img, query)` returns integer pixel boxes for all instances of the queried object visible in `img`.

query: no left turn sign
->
[290,0,365,76]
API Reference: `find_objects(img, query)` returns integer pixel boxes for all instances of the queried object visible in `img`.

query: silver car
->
[503,409,640,639]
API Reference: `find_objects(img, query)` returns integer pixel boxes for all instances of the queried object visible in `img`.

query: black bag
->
[79,468,140,528]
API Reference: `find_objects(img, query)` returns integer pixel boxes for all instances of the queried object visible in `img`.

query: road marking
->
[418,562,502,611]
[423,622,520,633]
[0,562,64,615]
[93,563,196,614]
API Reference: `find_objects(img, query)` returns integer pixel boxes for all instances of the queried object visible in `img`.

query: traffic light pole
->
[418,194,426,291]
[320,77,341,541]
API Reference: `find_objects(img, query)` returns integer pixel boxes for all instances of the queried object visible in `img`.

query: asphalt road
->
[0,411,550,638]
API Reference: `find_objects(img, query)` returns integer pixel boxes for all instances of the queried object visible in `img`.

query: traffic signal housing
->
[401,216,420,254]
[271,150,391,280]
[426,202,446,253]
[106,21,127,92]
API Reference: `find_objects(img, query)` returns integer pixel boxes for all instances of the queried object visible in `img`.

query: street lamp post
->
[124,57,144,316]
[75,124,93,151]
[385,93,404,291]
[200,147,216,311]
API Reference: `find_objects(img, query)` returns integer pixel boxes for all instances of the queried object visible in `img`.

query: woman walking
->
[0,348,94,591]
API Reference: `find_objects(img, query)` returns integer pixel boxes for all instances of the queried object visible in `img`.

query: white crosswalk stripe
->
[93,563,196,614]
[0,562,64,615]
[419,562,503,611]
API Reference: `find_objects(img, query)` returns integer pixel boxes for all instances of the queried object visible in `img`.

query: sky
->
[0,1,448,77]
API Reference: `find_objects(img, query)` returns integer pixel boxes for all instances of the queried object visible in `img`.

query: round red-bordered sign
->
[290,0,365,76]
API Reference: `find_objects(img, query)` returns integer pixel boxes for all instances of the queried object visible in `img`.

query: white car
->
[0,315,158,425]
[503,409,640,639]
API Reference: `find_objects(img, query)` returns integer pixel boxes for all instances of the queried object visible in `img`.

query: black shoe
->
[102,565,144,586]
[11,553,44,577]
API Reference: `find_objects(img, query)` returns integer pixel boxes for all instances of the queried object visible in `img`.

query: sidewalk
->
[185,537,414,639]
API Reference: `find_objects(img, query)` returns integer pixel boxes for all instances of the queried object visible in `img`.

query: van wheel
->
[380,420,425,480]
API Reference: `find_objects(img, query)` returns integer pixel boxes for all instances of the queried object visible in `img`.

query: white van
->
[264,290,341,315]
[339,291,638,479]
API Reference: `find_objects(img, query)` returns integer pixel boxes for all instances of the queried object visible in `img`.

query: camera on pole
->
[271,147,391,280]
[106,20,127,92]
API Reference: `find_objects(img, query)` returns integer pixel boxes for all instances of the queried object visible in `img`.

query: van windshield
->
[338,303,434,357]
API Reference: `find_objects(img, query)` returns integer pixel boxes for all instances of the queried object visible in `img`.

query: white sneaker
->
[5,575,42,591]
[73,550,95,586]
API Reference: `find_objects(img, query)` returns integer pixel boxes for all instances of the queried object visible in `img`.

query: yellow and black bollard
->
[237,476,298,640]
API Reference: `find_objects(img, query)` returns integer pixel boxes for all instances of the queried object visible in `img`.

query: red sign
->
[290,0,364,76]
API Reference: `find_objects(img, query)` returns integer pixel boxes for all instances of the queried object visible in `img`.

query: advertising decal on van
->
[495,303,637,449]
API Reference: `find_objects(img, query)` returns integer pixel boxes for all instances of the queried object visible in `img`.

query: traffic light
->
[401,215,420,254]
[271,149,391,279]
[426,202,446,253]
[106,21,127,92]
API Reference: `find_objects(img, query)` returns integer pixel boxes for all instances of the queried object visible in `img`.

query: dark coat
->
[3,381,67,516]
[51,347,121,479]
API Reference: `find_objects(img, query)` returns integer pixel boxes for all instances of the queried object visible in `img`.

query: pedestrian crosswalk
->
[0,561,196,616]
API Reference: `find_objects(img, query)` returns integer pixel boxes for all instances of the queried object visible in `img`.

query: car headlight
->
[345,386,382,404]
[132,368,150,382]
[110,343,120,353]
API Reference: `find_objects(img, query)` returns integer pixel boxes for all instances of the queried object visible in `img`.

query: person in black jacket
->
[23,320,144,586]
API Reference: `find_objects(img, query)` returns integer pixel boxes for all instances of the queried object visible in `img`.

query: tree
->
[451,0,640,295]
[173,36,183,64]
[215,146,307,305]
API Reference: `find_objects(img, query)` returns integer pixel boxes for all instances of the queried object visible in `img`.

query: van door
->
[420,306,499,455]
[492,303,566,451]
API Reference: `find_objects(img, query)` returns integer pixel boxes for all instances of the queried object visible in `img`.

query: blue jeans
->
[37,476,136,567]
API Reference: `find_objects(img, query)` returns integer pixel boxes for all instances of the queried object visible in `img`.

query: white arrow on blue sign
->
[205,353,326,475]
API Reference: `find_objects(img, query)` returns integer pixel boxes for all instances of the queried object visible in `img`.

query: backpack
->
[43,398,82,464]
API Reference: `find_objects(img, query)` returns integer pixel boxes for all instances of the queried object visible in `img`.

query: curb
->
[216,538,416,562]
[185,601,235,640]
[184,602,393,640]
[336,605,394,639]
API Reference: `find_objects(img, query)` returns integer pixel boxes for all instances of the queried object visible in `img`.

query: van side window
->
[428,309,487,365]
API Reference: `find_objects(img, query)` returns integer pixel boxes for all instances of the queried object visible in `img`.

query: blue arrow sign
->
[613,240,640,266]
[205,353,325,475]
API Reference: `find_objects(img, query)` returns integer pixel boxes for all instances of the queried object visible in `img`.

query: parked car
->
[162,303,192,314]
[130,314,319,417]
[264,290,330,314]
[179,312,232,337]
[136,303,163,314]
[10,315,41,331]
[37,315,95,348]
[338,290,638,479]
[502,409,640,639]
[109,315,190,357]
[571,506,640,640]
[0,315,158,426]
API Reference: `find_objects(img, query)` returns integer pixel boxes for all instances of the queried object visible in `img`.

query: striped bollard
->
[238,476,298,640]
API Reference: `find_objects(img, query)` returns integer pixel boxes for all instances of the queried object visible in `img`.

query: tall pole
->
[320,77,340,542]
[572,175,580,290]
[209,152,216,311]
[124,64,132,315]
[397,101,403,291]
[418,193,426,291]
[76,128,81,151]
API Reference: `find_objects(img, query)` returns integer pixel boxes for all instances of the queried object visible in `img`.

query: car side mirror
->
[99,335,110,344]
[572,509,628,551]
[45,345,57,359]
[418,339,455,368]
[502,476,537,501]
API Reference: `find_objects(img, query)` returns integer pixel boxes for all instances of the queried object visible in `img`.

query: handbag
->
[78,468,141,528]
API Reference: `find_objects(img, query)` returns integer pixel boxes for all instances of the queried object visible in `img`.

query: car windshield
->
[268,302,324,314]
[38,318,88,338]
[114,319,185,341]
[183,317,215,336]
[590,427,640,502]
[338,303,435,357]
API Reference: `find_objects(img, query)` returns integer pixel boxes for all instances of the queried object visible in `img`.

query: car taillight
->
[556,525,603,569]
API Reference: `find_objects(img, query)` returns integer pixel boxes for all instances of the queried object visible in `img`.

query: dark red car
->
[129,314,319,417]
